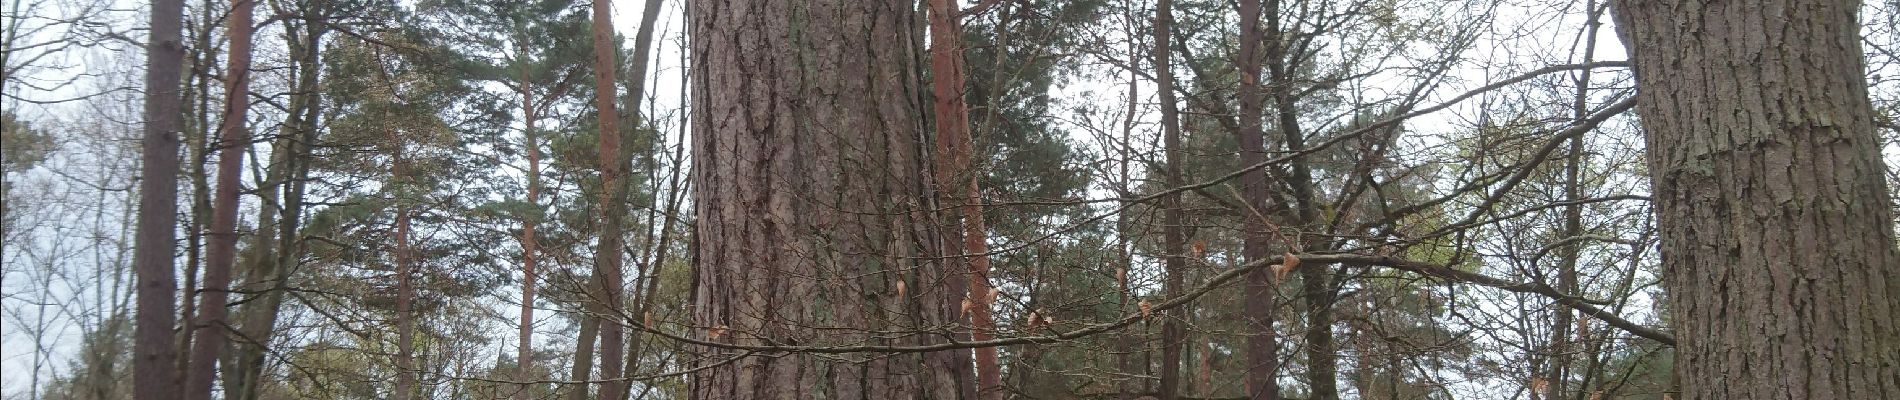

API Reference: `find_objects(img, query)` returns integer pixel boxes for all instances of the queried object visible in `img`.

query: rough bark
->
[133,0,187,396]
[1610,0,1900,398]
[926,0,998,398]
[182,1,253,398]
[688,0,972,398]
[1154,0,1187,398]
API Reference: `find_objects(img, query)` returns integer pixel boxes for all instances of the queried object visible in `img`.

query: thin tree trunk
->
[566,296,600,400]
[392,143,417,400]
[226,16,322,399]
[588,0,629,397]
[133,0,187,396]
[1257,0,1336,395]
[515,57,543,400]
[612,0,665,395]
[925,0,999,398]
[176,0,218,376]
[1611,0,1900,398]
[182,1,253,398]
[1545,4,1601,399]
[1154,0,1187,398]
[1236,0,1282,398]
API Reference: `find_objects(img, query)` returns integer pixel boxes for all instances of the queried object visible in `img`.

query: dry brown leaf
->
[1139,299,1153,319]
[895,280,907,299]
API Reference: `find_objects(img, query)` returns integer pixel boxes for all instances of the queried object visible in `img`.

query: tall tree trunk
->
[1236,0,1282,398]
[612,0,665,396]
[925,0,999,398]
[1258,0,1336,395]
[226,16,322,400]
[133,0,187,396]
[515,58,543,400]
[176,0,220,377]
[1610,0,1900,398]
[1545,5,1602,398]
[566,295,601,400]
[688,0,972,398]
[587,0,630,398]
[182,1,253,398]
[1154,0,1187,398]
[392,143,417,400]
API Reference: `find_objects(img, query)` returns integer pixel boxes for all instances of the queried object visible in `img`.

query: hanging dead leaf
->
[1283,252,1301,270]
[960,297,974,315]
[986,288,1000,304]
[1270,264,1291,281]
[707,325,729,340]
[895,280,907,299]
[1116,267,1128,284]
[1529,377,1548,393]
[1191,241,1207,259]
[1139,299,1153,319]
[643,311,653,328]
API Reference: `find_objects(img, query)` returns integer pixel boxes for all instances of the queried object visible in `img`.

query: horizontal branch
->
[1300,253,1676,345]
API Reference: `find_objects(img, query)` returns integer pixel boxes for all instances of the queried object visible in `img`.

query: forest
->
[3,0,1899,399]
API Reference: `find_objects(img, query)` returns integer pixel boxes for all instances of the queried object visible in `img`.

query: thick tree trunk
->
[925,0,998,399]
[1154,0,1187,398]
[588,0,629,398]
[133,0,187,397]
[688,0,972,398]
[182,1,253,398]
[1611,1,1900,398]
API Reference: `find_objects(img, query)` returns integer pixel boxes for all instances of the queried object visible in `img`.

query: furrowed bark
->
[1611,0,1900,398]
[688,0,973,397]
